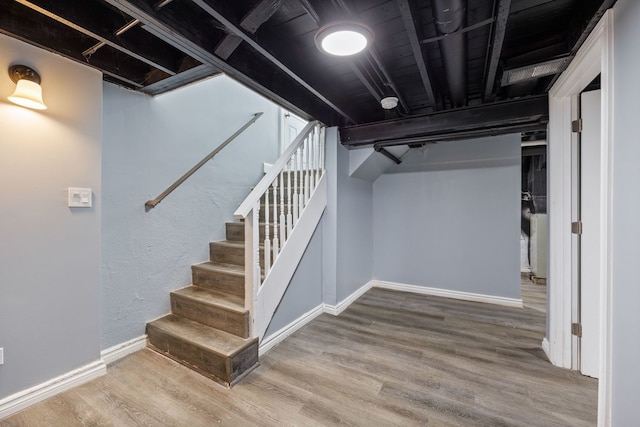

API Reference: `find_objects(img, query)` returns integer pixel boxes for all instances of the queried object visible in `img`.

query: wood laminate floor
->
[2,281,596,426]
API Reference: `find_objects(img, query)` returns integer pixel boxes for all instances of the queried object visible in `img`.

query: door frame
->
[546,9,613,425]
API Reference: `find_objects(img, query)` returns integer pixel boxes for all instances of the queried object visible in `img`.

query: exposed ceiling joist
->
[483,0,511,101]
[340,95,548,147]
[101,0,343,124]
[546,0,617,90]
[396,0,436,108]
[141,64,220,95]
[189,0,357,124]
[15,0,179,76]
[214,0,283,60]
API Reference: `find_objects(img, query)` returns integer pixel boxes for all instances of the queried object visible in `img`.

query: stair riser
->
[192,266,244,297]
[210,243,269,267]
[226,222,279,242]
[171,293,249,338]
[147,325,257,385]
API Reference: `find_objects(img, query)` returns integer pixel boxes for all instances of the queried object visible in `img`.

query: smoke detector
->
[381,96,399,110]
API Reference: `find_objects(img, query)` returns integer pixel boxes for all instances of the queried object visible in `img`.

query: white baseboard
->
[542,337,551,361]
[259,304,324,355]
[371,280,524,308]
[323,281,374,316]
[100,335,147,366]
[0,360,106,420]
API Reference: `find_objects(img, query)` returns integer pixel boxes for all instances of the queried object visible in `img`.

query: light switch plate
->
[68,187,92,208]
[0,348,4,365]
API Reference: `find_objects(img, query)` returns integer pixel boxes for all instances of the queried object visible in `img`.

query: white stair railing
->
[234,121,325,337]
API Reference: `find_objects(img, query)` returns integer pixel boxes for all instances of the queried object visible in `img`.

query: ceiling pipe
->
[432,0,467,108]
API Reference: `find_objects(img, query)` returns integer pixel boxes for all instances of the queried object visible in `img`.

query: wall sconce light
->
[314,21,373,56]
[8,65,47,110]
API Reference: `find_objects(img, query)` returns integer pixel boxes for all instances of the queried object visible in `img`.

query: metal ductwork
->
[432,0,467,108]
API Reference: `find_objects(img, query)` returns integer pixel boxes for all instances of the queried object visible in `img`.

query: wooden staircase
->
[146,220,260,387]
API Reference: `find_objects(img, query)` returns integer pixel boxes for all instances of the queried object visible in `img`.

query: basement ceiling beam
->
[0,2,153,88]
[15,0,180,76]
[101,0,345,125]
[189,0,357,124]
[141,64,220,95]
[546,0,616,90]
[396,0,436,108]
[214,0,283,60]
[483,0,511,101]
[340,95,548,147]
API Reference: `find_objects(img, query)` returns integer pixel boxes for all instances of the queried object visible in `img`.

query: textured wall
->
[372,134,521,299]
[101,77,280,349]
[0,34,102,399]
[612,0,640,422]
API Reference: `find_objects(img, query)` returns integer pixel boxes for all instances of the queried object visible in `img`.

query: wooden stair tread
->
[148,315,256,357]
[172,286,246,313]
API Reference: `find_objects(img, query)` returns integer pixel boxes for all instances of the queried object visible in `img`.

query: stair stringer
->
[253,173,327,341]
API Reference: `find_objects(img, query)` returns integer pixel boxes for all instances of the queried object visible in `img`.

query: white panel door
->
[579,89,601,378]
[280,109,307,154]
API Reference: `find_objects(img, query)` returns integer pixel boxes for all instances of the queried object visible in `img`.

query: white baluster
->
[315,126,320,186]
[299,145,305,213]
[304,136,310,205]
[293,151,299,225]
[309,128,313,189]
[320,126,325,173]
[263,188,271,276]
[272,179,279,256]
[286,160,293,237]
[279,170,286,248]
[254,201,261,289]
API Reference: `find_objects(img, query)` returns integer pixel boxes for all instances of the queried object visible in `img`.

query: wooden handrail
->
[145,112,263,210]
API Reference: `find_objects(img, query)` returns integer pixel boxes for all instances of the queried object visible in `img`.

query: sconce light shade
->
[8,65,47,110]
[315,21,373,56]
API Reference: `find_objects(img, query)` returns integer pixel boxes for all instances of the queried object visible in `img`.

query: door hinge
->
[572,118,583,133]
[571,221,583,235]
[572,322,583,338]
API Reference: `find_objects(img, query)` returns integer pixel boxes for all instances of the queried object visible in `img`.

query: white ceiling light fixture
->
[314,21,374,56]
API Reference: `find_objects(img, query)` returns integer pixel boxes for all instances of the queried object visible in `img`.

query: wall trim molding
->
[372,280,524,308]
[542,338,551,362]
[100,335,147,366]
[259,304,324,355]
[323,281,374,315]
[547,10,613,426]
[0,360,106,420]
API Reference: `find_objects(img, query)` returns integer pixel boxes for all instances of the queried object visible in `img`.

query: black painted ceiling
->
[0,0,614,146]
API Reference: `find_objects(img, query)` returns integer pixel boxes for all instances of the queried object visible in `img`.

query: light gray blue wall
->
[612,0,640,422]
[322,128,374,305]
[372,135,521,299]
[264,222,324,337]
[101,78,280,349]
[336,142,374,301]
[0,34,102,399]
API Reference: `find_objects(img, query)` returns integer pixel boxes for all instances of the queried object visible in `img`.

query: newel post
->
[244,201,260,337]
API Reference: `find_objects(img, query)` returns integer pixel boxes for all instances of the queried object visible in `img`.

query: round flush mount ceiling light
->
[314,21,374,56]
